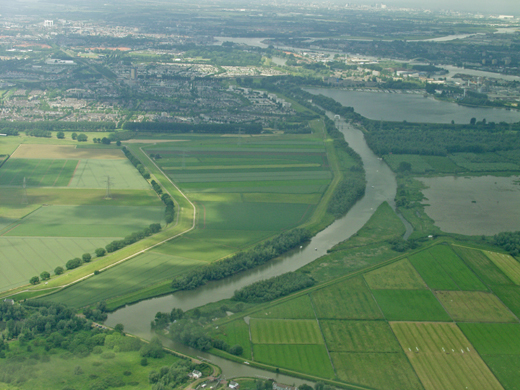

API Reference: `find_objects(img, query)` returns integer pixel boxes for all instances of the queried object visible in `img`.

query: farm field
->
[391,322,505,390]
[363,259,427,289]
[11,144,126,160]
[249,319,323,345]
[320,320,401,352]
[311,276,383,320]
[68,159,151,190]
[484,251,520,285]
[372,289,452,321]
[0,237,116,290]
[250,295,316,319]
[331,352,423,390]
[452,246,514,286]
[4,205,164,237]
[493,286,520,317]
[252,344,334,378]
[435,291,517,323]
[408,250,460,290]
[0,158,78,187]
[482,355,520,390]
[42,251,205,308]
[459,323,520,355]
[212,319,252,360]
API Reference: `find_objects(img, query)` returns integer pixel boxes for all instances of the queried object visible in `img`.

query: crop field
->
[43,252,205,307]
[180,180,330,194]
[311,276,383,320]
[482,355,520,390]
[11,144,125,159]
[250,319,323,345]
[364,259,427,289]
[0,237,116,290]
[384,154,434,174]
[484,251,520,285]
[252,344,334,378]
[493,286,520,317]
[170,170,331,183]
[372,290,452,321]
[5,205,164,237]
[428,245,487,291]
[452,246,513,286]
[0,158,78,187]
[331,352,423,390]
[392,322,504,390]
[68,159,151,190]
[421,155,461,173]
[408,250,460,290]
[320,320,401,352]
[213,320,252,360]
[435,291,517,323]
[459,323,520,355]
[0,187,163,207]
[199,202,312,231]
[250,295,316,319]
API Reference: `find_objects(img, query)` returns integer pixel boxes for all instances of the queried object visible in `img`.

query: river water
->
[304,88,520,124]
[106,117,398,378]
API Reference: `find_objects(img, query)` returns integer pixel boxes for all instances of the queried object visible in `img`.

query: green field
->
[372,289,452,322]
[180,180,330,194]
[311,276,383,320]
[384,154,434,174]
[250,295,316,319]
[435,291,517,323]
[5,205,164,237]
[331,352,423,390]
[493,286,520,317]
[485,251,520,285]
[364,259,427,289]
[213,319,252,360]
[452,246,513,286]
[421,155,461,173]
[391,322,505,390]
[459,323,520,355]
[68,159,151,189]
[482,355,520,390]
[408,250,459,290]
[42,252,205,307]
[320,320,401,352]
[252,344,334,378]
[250,319,323,345]
[0,237,116,290]
[0,158,77,187]
[199,201,313,231]
[428,245,488,291]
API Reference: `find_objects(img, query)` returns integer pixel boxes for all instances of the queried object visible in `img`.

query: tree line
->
[171,229,311,291]
[123,122,262,134]
[0,121,115,132]
[233,272,315,303]
[493,232,520,257]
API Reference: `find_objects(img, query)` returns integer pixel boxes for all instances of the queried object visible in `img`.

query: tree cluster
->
[0,121,115,132]
[493,231,520,257]
[233,272,315,303]
[148,359,209,390]
[105,223,162,253]
[123,122,262,134]
[171,229,311,291]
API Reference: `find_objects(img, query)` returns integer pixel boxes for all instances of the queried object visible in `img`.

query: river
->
[106,117,398,378]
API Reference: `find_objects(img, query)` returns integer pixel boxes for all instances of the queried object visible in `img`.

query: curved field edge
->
[0,145,196,301]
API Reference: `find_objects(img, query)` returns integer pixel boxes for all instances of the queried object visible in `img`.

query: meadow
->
[452,246,514,286]
[250,295,316,319]
[409,250,462,290]
[250,319,323,345]
[213,319,252,360]
[372,289,452,322]
[0,237,116,290]
[363,259,426,289]
[492,285,520,317]
[459,323,520,355]
[311,276,383,320]
[391,322,504,390]
[484,251,520,285]
[435,291,517,323]
[0,158,77,187]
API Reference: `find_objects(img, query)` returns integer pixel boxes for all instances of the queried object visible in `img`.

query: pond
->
[419,175,520,236]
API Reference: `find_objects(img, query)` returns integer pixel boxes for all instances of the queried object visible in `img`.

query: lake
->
[305,88,520,124]
[420,175,520,236]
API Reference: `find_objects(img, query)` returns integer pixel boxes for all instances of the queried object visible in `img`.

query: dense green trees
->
[233,272,315,303]
[66,258,82,270]
[123,122,262,134]
[105,223,162,253]
[493,232,520,257]
[0,121,115,132]
[171,229,311,291]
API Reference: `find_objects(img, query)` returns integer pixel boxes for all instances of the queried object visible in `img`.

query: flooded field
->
[420,175,520,236]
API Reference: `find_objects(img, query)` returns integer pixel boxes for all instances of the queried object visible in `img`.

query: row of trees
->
[233,272,316,303]
[0,121,115,132]
[122,146,151,180]
[106,223,162,253]
[171,229,311,291]
[123,121,262,134]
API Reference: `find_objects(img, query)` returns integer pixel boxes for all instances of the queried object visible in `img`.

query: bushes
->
[82,253,92,263]
[172,229,311,291]
[29,276,40,285]
[54,266,64,275]
[66,258,82,270]
[105,223,162,253]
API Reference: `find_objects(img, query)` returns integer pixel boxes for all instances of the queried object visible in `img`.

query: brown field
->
[391,322,505,390]
[11,145,125,160]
